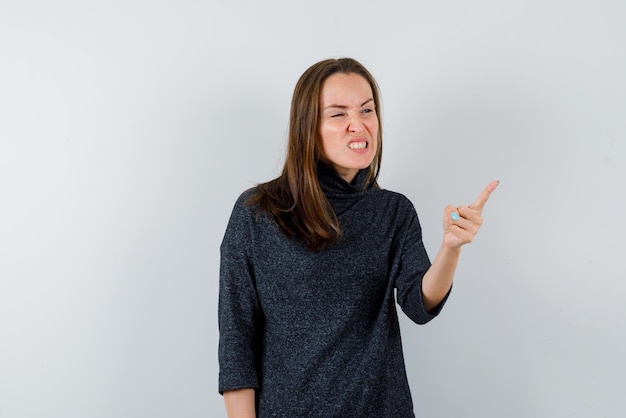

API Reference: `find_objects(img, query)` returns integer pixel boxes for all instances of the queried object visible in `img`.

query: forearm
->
[422,243,461,313]
[224,388,256,418]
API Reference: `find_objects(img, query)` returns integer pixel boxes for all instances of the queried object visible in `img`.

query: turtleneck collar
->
[317,161,372,199]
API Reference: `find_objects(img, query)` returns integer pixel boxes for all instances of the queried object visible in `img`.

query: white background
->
[1,1,625,417]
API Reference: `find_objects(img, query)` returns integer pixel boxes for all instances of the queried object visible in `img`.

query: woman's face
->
[318,72,379,183]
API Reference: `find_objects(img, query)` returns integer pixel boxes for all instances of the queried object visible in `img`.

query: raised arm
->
[422,181,499,312]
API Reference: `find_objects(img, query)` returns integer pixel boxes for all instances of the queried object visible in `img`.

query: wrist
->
[439,241,462,257]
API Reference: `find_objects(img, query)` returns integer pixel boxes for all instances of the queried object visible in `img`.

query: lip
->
[348,138,368,144]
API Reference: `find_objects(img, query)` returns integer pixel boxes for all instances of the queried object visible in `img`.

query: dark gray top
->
[218,163,449,417]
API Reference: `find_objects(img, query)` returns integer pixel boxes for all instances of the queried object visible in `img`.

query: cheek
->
[319,125,339,146]
[367,121,380,146]
[368,119,380,134]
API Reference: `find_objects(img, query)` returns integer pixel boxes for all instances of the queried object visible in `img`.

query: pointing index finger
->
[469,180,499,211]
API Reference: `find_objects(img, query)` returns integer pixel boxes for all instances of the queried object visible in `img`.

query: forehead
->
[320,73,373,104]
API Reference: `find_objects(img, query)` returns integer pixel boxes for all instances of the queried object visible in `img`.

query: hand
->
[443,180,499,249]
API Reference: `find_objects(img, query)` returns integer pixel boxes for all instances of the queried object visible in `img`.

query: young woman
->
[218,58,498,417]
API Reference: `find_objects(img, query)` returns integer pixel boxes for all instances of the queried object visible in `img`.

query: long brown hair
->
[248,58,383,251]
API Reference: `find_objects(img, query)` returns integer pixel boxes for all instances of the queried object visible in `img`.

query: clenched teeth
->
[348,142,367,150]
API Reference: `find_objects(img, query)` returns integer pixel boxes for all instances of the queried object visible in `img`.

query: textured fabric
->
[218,163,449,417]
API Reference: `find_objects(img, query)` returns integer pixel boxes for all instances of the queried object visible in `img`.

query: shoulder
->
[367,187,423,234]
[231,186,264,217]
[229,185,270,211]
[235,186,259,206]
[369,187,417,211]
[223,187,260,237]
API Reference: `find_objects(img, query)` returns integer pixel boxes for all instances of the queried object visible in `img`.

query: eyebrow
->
[323,98,374,110]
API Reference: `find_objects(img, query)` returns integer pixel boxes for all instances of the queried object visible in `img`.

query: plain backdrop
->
[1,1,625,417]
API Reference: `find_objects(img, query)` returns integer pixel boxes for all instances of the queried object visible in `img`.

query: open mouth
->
[348,141,367,150]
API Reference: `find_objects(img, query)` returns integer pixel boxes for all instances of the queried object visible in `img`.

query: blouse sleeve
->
[218,194,263,394]
[393,200,451,324]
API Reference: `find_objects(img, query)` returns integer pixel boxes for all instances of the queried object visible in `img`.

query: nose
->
[347,112,364,132]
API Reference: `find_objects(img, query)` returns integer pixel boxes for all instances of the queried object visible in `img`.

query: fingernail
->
[451,212,459,221]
